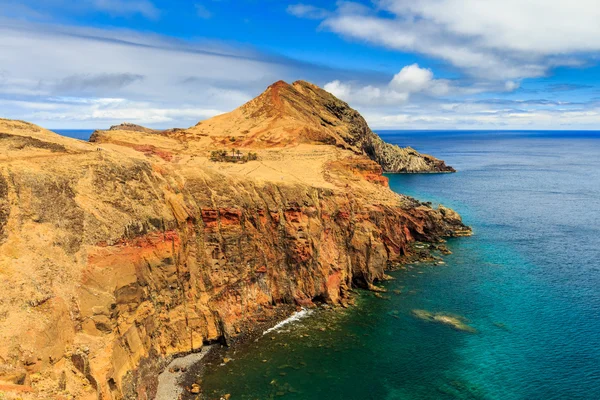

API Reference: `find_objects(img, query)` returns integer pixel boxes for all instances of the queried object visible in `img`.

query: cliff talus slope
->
[0,82,468,400]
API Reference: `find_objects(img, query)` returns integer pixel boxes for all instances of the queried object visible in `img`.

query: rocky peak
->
[196,80,455,173]
[108,122,157,133]
[89,122,159,143]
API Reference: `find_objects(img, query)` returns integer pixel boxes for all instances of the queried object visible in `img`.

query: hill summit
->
[186,80,454,173]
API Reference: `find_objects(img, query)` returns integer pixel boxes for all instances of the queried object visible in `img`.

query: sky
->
[1,0,600,130]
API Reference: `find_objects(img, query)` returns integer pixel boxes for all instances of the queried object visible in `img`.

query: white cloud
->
[505,81,520,91]
[91,0,160,19]
[323,62,600,129]
[324,64,496,106]
[286,4,330,19]
[378,0,600,54]
[2,96,224,127]
[323,80,352,99]
[363,101,600,130]
[296,0,600,81]
[390,64,434,93]
[0,20,300,128]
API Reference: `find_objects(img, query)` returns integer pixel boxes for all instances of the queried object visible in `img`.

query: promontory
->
[0,80,469,399]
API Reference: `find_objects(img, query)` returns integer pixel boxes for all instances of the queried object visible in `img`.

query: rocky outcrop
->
[291,81,456,173]
[0,81,468,400]
[108,123,158,134]
[89,124,159,144]
[188,80,455,173]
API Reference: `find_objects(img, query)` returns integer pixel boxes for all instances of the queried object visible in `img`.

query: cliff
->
[0,82,468,400]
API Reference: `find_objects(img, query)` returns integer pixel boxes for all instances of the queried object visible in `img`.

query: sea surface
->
[54,129,95,141]
[193,131,600,400]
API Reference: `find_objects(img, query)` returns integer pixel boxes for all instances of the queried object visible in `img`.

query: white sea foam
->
[262,308,312,335]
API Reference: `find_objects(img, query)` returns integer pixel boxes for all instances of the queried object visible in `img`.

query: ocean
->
[56,129,600,399]
[53,129,95,141]
[194,131,600,400]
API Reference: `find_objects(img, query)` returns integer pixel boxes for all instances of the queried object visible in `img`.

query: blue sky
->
[1,0,600,129]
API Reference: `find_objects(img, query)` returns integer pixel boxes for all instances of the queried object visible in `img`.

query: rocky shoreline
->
[155,346,214,400]
[178,304,302,400]
[0,81,470,400]
[169,240,455,400]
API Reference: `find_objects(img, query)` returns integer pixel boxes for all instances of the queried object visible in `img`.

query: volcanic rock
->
[0,81,469,399]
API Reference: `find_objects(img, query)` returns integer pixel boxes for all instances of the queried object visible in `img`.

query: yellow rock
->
[0,81,470,400]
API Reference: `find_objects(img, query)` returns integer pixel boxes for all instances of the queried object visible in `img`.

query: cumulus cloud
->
[324,64,513,106]
[390,65,432,91]
[322,64,600,130]
[292,0,600,81]
[325,80,406,105]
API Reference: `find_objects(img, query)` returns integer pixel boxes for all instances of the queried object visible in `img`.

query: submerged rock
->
[412,310,477,333]
[493,322,511,331]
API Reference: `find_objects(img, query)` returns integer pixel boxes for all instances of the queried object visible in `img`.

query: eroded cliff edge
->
[0,82,468,400]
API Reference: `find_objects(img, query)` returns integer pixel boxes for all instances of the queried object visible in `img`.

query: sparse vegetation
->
[210,149,259,163]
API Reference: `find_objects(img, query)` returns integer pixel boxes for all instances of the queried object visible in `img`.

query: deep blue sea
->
[56,129,600,399]
[53,129,95,140]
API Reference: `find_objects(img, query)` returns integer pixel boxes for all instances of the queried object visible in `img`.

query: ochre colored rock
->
[0,81,469,400]
[190,383,201,394]
[180,80,455,173]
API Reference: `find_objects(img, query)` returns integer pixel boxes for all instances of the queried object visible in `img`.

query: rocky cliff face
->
[0,82,468,400]
[291,81,456,173]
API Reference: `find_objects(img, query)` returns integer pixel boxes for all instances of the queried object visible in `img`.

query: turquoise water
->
[195,131,600,400]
